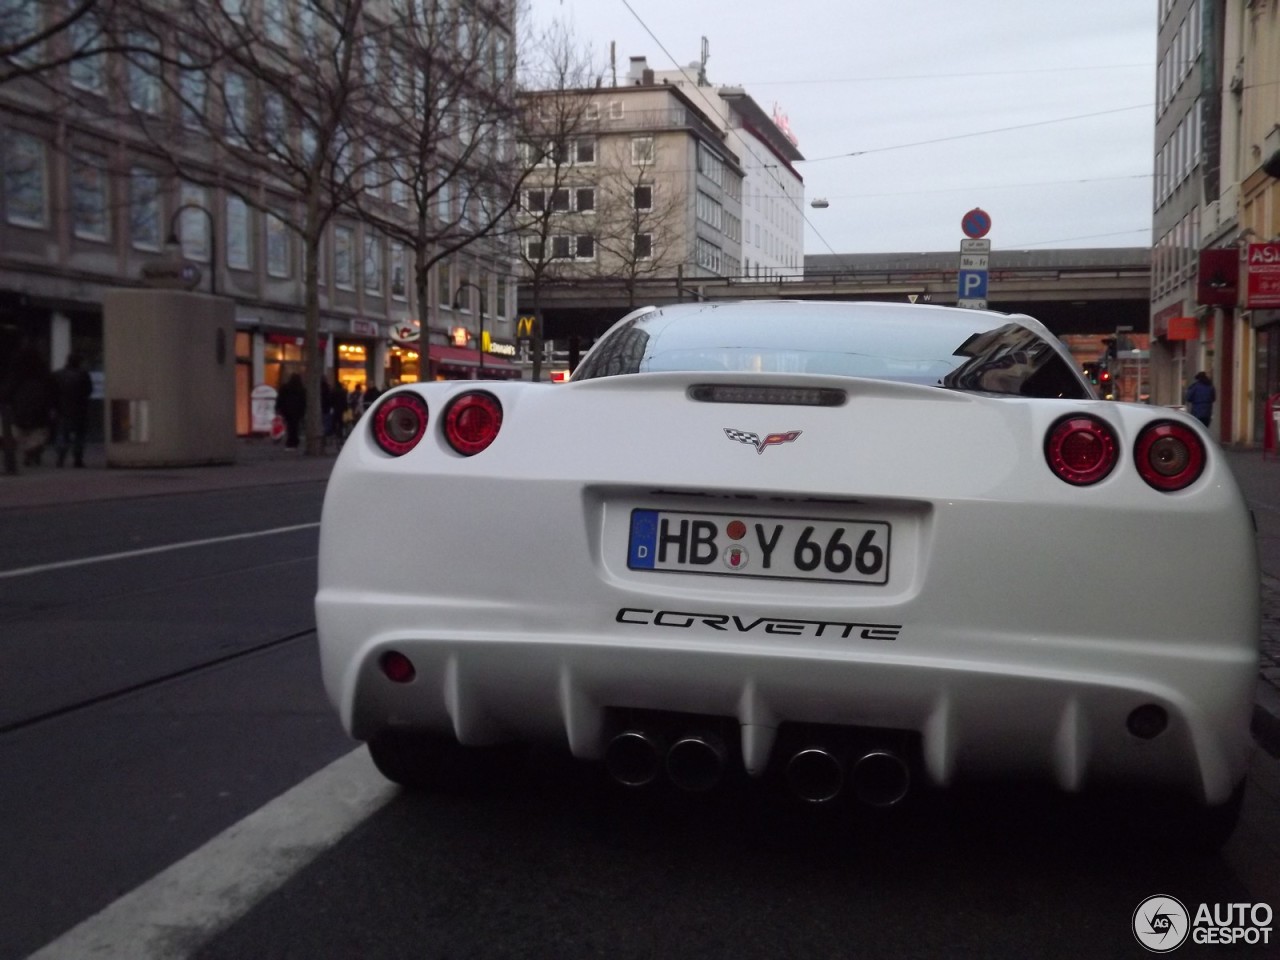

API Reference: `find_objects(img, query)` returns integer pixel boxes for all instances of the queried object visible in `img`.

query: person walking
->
[1185,371,1216,428]
[274,372,307,449]
[53,352,93,468]
[329,378,349,442]
[11,340,56,467]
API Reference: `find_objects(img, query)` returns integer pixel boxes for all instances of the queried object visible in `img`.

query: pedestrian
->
[321,375,333,445]
[329,378,349,441]
[364,382,382,408]
[53,352,93,468]
[349,383,365,421]
[274,372,306,449]
[1185,371,1215,428]
[11,340,56,467]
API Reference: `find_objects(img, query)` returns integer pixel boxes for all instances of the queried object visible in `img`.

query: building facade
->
[1151,0,1280,445]
[0,0,522,440]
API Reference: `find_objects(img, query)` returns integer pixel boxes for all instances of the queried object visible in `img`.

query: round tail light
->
[443,391,503,456]
[1045,415,1119,485]
[1135,421,1205,491]
[371,393,429,456]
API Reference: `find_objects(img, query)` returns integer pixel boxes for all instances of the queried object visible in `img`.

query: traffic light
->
[1101,337,1118,359]
[1082,362,1099,385]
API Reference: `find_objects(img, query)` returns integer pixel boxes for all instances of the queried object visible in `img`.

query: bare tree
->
[512,24,600,380]
[345,0,525,374]
[0,0,126,88]
[589,141,687,308]
[99,0,376,454]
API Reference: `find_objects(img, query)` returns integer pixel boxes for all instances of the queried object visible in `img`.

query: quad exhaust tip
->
[849,749,911,807]
[786,747,845,804]
[605,730,664,787]
[665,733,727,792]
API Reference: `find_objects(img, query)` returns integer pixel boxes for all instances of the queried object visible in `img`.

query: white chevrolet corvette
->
[317,300,1259,841]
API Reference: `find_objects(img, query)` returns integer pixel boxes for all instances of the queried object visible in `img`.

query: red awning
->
[428,345,521,377]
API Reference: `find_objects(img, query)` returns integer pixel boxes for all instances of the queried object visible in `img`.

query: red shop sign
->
[1246,242,1280,309]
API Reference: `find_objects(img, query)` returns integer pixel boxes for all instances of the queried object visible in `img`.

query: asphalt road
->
[3,459,1279,960]
[0,481,353,960]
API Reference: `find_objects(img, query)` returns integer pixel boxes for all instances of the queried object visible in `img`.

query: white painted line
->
[26,747,394,960]
[0,523,320,580]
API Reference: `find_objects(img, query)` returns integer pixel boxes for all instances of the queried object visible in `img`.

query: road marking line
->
[0,523,320,580]
[26,747,393,960]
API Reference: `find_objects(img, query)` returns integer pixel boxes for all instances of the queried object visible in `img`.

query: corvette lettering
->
[616,607,900,641]
[724,428,802,454]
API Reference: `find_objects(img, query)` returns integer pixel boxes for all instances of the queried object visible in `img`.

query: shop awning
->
[428,344,521,377]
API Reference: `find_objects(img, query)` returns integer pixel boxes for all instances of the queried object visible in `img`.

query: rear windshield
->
[572,303,1090,399]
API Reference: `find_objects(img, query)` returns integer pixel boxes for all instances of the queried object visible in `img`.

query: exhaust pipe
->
[785,746,845,803]
[665,733,727,792]
[605,730,663,787]
[849,749,910,807]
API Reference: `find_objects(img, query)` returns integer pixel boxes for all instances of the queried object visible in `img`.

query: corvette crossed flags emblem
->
[724,428,803,454]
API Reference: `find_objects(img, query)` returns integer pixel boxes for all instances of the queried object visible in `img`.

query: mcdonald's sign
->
[516,315,539,340]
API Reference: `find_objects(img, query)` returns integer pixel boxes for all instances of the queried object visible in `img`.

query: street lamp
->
[452,280,487,377]
[166,202,217,296]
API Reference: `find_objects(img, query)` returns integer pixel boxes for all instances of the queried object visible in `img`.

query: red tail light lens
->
[371,393,429,456]
[1045,415,1118,485]
[443,391,503,456]
[1135,421,1205,491]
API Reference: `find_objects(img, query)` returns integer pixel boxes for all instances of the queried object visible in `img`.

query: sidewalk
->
[1221,446,1280,752]
[0,437,338,510]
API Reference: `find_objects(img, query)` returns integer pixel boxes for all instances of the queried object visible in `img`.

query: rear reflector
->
[1044,415,1119,485]
[688,384,846,406]
[371,393,429,457]
[1134,421,1205,491]
[443,391,503,456]
[379,651,416,683]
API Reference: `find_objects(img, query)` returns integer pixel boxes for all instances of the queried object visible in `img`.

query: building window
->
[609,100,624,120]
[390,242,406,299]
[634,185,653,210]
[551,235,571,259]
[69,13,106,93]
[264,0,287,45]
[267,211,289,277]
[634,233,652,260]
[631,136,654,165]
[129,168,160,250]
[550,188,570,212]
[496,279,507,319]
[575,139,596,164]
[364,230,382,295]
[226,195,250,270]
[524,188,545,212]
[178,49,207,130]
[1,1,41,65]
[584,102,600,120]
[523,236,545,261]
[575,235,595,260]
[437,260,451,306]
[334,225,355,289]
[127,31,162,114]
[4,132,47,228]
[224,72,248,146]
[179,183,210,260]
[71,151,110,241]
[576,188,595,212]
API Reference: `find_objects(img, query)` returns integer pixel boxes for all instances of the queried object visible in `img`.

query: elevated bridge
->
[527,247,1151,344]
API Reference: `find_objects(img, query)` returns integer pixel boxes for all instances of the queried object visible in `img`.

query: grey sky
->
[525,0,1157,255]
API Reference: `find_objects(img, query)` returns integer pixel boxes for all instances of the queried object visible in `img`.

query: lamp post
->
[166,202,217,296]
[452,281,487,378]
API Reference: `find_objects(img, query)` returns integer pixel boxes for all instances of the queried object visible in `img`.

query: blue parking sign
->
[957,269,988,299]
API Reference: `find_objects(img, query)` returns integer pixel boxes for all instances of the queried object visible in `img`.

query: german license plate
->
[627,509,890,584]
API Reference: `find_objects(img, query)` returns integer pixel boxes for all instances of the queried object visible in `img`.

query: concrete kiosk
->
[103,288,236,467]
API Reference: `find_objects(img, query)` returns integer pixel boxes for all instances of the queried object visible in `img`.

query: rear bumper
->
[317,598,1257,806]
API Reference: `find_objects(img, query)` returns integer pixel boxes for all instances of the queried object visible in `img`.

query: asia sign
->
[1246,242,1280,309]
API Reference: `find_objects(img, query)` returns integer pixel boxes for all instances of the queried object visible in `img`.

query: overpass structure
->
[525,247,1151,346]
